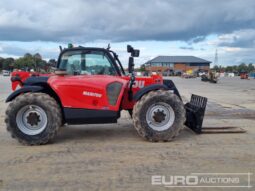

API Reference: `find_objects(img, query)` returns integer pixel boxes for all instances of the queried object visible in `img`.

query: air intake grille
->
[107,82,123,105]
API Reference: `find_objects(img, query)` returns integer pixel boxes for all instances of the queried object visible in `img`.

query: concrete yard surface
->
[0,76,254,191]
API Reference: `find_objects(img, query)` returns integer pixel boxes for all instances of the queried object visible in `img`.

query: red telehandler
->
[5,45,207,145]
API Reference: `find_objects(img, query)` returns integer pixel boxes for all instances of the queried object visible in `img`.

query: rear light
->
[11,76,20,82]
[106,82,123,105]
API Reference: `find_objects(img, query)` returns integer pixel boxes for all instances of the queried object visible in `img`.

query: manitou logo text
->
[83,91,102,98]
[131,80,145,88]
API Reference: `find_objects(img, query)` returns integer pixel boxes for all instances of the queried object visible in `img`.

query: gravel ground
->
[0,75,254,191]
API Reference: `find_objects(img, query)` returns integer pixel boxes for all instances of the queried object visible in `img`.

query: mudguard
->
[133,84,169,101]
[133,79,182,101]
[6,86,44,102]
[163,79,182,101]
[23,76,49,86]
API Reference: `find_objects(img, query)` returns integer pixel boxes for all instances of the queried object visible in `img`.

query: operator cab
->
[58,48,119,76]
[57,45,133,76]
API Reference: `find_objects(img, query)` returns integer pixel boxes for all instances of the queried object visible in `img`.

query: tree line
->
[0,53,56,73]
[212,63,255,73]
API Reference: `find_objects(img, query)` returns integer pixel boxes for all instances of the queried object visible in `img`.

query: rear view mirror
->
[127,45,133,53]
[127,45,140,57]
[131,49,140,57]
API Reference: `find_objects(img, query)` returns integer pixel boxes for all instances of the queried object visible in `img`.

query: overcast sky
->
[0,0,255,66]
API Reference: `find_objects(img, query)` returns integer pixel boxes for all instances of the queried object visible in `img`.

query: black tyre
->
[5,93,62,145]
[133,90,185,142]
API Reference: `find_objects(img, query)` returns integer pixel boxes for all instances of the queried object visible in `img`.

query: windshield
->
[59,50,117,75]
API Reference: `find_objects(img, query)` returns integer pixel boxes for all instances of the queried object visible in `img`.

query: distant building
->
[145,56,211,74]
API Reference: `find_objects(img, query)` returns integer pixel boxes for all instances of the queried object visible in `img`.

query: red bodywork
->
[11,71,31,90]
[11,72,163,112]
[11,71,51,90]
[48,75,128,111]
[120,75,163,110]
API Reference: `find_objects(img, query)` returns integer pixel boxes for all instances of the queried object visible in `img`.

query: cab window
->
[59,51,117,75]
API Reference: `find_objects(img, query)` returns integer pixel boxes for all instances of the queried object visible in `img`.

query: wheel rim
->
[146,102,175,131]
[16,105,48,135]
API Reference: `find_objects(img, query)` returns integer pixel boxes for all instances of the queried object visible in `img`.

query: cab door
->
[49,49,127,111]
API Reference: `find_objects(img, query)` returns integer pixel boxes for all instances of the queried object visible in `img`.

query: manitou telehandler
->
[5,45,207,145]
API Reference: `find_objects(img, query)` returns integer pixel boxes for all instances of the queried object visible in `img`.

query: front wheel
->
[5,93,62,145]
[133,90,185,142]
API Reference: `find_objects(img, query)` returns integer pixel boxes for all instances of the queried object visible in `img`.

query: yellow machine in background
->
[182,69,196,78]
[186,69,193,75]
[201,70,219,83]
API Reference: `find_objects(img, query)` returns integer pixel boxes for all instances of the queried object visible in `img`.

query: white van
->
[2,70,10,76]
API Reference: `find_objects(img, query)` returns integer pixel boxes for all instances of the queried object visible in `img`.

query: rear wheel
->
[133,90,185,142]
[5,93,62,145]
